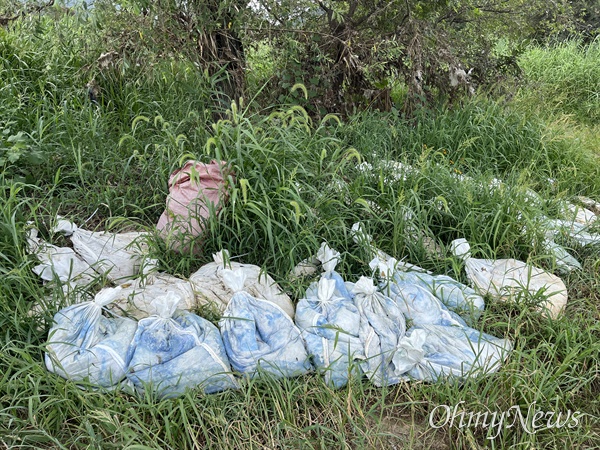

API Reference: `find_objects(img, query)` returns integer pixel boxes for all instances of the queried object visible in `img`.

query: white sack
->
[26,227,97,290]
[372,257,484,325]
[189,250,295,318]
[101,273,196,320]
[54,220,155,282]
[450,239,568,319]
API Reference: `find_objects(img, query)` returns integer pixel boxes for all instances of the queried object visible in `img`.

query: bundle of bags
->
[368,257,512,385]
[45,241,514,397]
[42,222,523,398]
[294,242,512,389]
[45,289,237,399]
[39,156,588,397]
[28,224,295,321]
[97,249,295,320]
[45,267,305,397]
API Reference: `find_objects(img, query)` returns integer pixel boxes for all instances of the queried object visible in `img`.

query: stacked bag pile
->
[44,238,513,397]
[45,289,237,399]
[38,159,587,398]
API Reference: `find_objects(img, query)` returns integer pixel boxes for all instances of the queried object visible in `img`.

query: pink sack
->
[157,160,232,252]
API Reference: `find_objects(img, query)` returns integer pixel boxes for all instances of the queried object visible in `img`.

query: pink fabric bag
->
[157,160,232,252]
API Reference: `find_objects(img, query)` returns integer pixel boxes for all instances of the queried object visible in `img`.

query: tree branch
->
[316,0,334,25]
[0,0,55,27]
[245,26,347,45]
[256,0,285,25]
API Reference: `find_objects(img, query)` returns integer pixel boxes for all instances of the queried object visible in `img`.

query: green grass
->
[516,39,600,125]
[1,10,600,450]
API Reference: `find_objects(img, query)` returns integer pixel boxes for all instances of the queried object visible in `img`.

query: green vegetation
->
[0,1,599,448]
[516,39,600,125]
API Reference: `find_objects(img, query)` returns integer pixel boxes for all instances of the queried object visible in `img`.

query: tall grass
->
[342,99,600,197]
[516,39,600,125]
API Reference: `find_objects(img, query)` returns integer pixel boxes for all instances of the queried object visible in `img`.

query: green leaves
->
[0,128,45,170]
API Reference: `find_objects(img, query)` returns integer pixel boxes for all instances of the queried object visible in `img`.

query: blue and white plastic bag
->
[296,277,364,388]
[219,269,311,379]
[373,258,468,328]
[45,287,137,388]
[353,276,406,387]
[304,243,354,302]
[126,292,237,398]
[388,267,485,323]
[393,324,513,382]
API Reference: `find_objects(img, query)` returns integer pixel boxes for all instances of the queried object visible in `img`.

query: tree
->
[244,0,588,115]
[92,0,249,103]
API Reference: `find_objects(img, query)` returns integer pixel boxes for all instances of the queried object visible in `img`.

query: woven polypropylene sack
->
[157,160,232,252]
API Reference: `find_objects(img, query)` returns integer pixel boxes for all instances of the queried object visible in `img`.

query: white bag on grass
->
[219,269,311,379]
[393,324,512,382]
[352,277,406,387]
[562,203,597,226]
[26,227,97,290]
[576,196,600,216]
[541,235,582,273]
[392,270,484,323]
[99,273,196,320]
[126,292,237,399]
[543,218,600,247]
[189,250,295,318]
[45,287,137,388]
[296,277,364,388]
[54,220,155,283]
[304,243,355,302]
[450,239,568,319]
